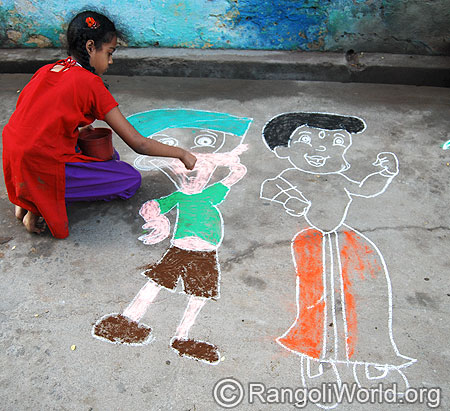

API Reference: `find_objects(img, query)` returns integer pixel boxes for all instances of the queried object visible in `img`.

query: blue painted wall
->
[1,0,449,54]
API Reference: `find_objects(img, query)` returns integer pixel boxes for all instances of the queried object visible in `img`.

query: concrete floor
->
[0,73,449,410]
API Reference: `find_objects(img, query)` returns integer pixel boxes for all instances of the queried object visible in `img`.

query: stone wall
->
[1,0,448,55]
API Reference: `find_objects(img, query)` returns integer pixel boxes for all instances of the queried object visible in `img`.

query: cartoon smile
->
[304,154,330,167]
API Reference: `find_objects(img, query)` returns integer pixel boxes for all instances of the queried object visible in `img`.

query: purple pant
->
[65,151,141,202]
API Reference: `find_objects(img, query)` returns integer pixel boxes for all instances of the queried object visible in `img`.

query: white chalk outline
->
[261,112,416,407]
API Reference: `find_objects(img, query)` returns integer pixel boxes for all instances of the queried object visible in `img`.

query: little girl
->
[2,10,196,238]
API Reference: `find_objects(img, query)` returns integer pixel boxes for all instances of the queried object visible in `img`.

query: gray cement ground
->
[0,73,449,410]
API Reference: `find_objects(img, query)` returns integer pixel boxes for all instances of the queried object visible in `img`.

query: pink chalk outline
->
[94,115,251,365]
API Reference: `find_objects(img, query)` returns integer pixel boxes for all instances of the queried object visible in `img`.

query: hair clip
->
[85,17,100,29]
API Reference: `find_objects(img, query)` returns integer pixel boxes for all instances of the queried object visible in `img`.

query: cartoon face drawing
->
[135,126,247,195]
[274,125,352,174]
[131,108,252,195]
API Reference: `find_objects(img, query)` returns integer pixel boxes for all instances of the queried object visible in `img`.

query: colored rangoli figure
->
[260,112,415,406]
[93,109,252,364]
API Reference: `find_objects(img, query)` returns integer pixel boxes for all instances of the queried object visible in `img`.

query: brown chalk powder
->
[171,338,220,363]
[143,247,219,299]
[93,314,151,345]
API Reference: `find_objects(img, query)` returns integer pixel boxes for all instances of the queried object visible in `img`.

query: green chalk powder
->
[156,183,229,246]
[442,140,450,150]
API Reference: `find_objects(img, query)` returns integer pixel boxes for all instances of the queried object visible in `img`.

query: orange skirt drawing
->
[277,226,414,369]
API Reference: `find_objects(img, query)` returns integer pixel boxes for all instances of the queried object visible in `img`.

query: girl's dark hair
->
[67,10,117,73]
[263,112,366,150]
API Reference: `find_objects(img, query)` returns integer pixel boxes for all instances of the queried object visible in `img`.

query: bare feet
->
[14,205,27,221]
[22,211,46,234]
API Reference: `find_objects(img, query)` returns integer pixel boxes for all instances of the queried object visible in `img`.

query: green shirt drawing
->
[156,182,230,246]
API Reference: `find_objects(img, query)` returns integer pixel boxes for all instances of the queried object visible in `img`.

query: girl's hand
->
[180,150,197,170]
[104,107,197,168]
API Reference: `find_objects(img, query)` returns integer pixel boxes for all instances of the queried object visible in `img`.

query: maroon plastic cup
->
[78,127,114,161]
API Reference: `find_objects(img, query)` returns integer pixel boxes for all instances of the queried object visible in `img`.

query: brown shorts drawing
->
[142,246,219,299]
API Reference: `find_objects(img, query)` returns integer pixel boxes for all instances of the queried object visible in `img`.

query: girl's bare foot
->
[15,205,27,221]
[22,211,46,234]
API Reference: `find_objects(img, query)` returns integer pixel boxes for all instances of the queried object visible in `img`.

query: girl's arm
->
[104,106,196,170]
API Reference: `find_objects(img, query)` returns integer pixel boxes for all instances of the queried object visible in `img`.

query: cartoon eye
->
[295,134,311,145]
[158,137,178,146]
[194,134,216,147]
[333,135,346,147]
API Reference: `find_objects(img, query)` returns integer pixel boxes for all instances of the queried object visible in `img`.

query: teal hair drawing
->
[127,109,252,138]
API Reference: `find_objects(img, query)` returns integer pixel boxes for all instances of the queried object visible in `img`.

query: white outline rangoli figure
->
[92,109,252,364]
[260,112,416,408]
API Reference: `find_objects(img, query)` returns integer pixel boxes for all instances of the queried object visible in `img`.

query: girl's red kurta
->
[2,64,118,238]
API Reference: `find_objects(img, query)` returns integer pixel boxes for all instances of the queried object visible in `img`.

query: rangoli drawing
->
[93,109,252,364]
[260,112,416,408]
